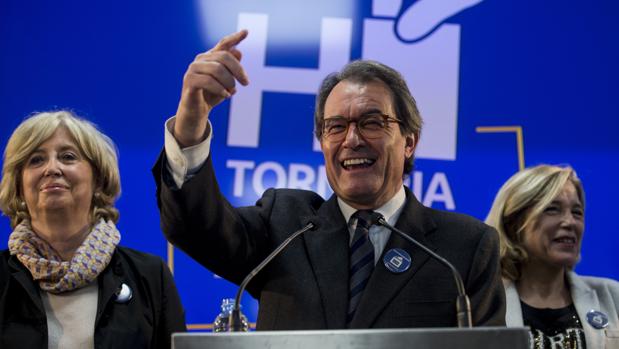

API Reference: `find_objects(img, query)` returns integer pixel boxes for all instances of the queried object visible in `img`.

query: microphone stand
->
[228,222,315,331]
[374,215,472,328]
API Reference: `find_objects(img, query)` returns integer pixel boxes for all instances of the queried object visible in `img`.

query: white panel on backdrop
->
[396,0,483,41]
[362,22,460,160]
[225,0,485,160]
[228,13,352,149]
[362,0,483,160]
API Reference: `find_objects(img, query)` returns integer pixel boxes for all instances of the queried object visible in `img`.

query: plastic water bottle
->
[212,298,249,332]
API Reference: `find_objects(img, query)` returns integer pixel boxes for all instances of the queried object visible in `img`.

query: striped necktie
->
[347,210,375,325]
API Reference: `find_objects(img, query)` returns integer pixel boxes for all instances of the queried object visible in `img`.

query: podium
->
[172,327,529,349]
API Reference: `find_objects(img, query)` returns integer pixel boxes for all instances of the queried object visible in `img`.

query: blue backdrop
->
[1,0,618,328]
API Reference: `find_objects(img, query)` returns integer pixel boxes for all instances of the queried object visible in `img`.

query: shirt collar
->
[337,186,406,225]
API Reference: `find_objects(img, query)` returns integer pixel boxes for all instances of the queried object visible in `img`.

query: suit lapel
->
[568,272,603,349]
[303,194,350,329]
[503,278,525,326]
[350,188,437,328]
[95,252,123,327]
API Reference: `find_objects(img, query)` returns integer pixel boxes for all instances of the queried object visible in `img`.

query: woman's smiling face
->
[21,127,95,224]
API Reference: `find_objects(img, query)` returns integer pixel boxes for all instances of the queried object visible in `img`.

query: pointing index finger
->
[214,29,248,52]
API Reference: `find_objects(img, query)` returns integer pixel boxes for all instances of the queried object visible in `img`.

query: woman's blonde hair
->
[485,165,584,281]
[0,110,121,228]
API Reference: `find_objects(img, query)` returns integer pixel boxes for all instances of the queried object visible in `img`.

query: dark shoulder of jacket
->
[113,246,168,277]
[0,249,23,309]
[0,249,9,262]
[423,205,495,238]
[0,249,11,281]
[580,274,619,290]
[269,188,326,210]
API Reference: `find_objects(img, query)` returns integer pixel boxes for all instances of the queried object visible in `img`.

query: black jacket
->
[154,153,506,329]
[0,246,186,348]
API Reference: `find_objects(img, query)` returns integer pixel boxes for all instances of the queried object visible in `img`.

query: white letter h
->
[228,13,352,149]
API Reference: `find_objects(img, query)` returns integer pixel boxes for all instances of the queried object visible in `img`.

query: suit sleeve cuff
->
[164,116,212,188]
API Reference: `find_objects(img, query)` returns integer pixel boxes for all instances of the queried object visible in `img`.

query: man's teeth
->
[342,158,375,167]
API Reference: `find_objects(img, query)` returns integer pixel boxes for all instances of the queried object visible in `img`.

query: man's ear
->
[404,133,417,158]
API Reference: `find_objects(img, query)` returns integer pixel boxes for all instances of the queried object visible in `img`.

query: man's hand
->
[174,30,250,147]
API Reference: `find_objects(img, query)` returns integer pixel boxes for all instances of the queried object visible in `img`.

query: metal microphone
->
[228,221,316,331]
[370,212,472,328]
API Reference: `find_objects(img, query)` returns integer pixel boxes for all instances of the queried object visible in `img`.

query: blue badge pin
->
[383,248,412,274]
[115,283,133,304]
[586,310,609,329]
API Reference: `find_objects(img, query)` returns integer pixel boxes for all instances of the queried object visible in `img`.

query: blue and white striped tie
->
[347,210,375,325]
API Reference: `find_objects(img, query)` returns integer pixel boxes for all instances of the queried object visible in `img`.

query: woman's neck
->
[517,262,572,309]
[30,212,91,261]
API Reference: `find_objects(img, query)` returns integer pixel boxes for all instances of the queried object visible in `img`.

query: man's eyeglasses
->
[322,113,402,142]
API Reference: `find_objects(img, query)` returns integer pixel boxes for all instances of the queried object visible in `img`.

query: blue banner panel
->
[1,0,618,327]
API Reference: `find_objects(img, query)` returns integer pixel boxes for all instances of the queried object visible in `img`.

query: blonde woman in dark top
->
[0,111,185,349]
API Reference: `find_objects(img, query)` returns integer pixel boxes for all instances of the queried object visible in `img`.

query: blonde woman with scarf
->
[0,111,185,349]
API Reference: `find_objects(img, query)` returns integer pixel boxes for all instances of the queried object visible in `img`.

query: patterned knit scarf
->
[8,219,121,293]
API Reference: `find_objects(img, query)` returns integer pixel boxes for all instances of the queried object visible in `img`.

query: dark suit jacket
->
[0,247,186,349]
[153,154,505,329]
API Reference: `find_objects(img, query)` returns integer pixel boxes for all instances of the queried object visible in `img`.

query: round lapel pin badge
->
[383,248,412,274]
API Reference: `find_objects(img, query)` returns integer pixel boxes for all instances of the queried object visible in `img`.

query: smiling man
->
[316,65,418,211]
[153,30,505,329]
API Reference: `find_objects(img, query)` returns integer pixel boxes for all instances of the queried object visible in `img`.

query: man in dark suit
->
[153,30,505,329]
